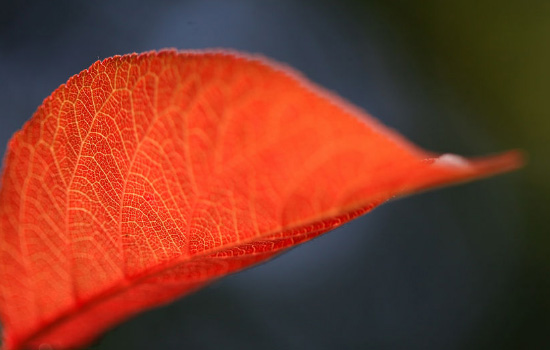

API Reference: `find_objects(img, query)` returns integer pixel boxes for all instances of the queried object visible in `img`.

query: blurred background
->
[0,1,546,349]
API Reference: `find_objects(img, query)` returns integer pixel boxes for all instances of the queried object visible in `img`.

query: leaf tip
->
[447,149,525,174]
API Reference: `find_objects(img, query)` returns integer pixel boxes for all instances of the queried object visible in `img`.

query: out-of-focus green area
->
[356,0,549,347]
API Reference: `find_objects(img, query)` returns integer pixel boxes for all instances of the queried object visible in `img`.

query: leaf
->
[0,50,522,350]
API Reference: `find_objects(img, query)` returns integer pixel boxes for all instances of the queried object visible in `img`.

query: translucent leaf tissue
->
[0,50,523,350]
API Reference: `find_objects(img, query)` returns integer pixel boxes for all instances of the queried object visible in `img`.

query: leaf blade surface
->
[0,50,522,350]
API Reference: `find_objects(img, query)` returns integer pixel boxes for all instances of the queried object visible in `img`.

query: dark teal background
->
[0,1,543,349]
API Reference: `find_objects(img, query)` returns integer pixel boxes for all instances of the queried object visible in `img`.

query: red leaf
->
[0,50,522,350]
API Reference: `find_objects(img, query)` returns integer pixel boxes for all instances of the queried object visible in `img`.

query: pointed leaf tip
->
[0,49,523,350]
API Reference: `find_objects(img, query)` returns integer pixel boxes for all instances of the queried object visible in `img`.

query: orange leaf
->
[0,50,522,350]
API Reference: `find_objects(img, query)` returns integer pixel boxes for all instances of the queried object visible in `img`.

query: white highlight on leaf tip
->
[434,153,471,169]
